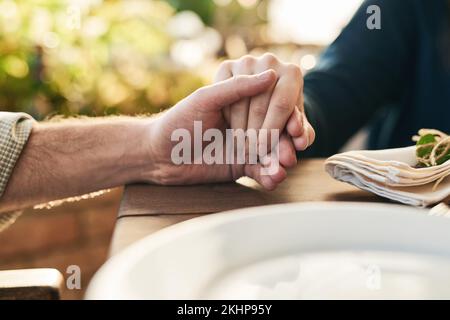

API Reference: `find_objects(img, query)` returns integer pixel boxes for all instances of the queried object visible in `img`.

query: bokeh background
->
[0,0,362,119]
[0,0,362,299]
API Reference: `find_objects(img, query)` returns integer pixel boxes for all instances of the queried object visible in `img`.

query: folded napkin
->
[325,146,450,207]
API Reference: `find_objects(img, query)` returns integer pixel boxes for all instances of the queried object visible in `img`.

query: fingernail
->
[260,154,271,166]
[296,132,309,151]
[295,105,304,135]
[304,129,310,149]
[297,107,304,124]
[297,136,307,151]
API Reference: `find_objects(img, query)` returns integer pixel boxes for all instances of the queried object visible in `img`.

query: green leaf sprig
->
[413,129,450,167]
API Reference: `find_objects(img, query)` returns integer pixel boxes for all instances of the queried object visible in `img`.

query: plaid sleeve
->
[0,112,35,231]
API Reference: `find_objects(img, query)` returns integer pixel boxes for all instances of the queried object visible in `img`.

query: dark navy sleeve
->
[302,0,418,156]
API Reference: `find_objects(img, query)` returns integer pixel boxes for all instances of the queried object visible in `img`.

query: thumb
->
[192,70,277,110]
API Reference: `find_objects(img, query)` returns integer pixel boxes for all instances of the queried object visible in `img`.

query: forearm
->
[0,117,154,213]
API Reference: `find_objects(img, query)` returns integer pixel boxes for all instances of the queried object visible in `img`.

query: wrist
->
[119,117,159,185]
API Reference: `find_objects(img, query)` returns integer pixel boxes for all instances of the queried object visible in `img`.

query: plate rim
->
[85,201,431,299]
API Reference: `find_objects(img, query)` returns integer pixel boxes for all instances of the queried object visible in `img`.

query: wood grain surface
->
[110,159,386,255]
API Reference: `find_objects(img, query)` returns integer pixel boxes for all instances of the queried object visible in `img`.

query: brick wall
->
[0,188,123,300]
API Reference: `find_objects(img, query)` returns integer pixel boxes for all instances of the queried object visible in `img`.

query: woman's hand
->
[214,54,315,163]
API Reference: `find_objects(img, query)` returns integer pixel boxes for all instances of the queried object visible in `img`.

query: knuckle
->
[219,60,233,69]
[238,55,255,69]
[273,99,292,112]
[274,104,291,113]
[285,63,303,79]
[218,60,233,72]
[260,53,279,66]
[239,54,255,62]
[233,74,245,85]
[192,86,207,101]
[251,104,268,117]
[231,76,246,97]
[215,61,232,80]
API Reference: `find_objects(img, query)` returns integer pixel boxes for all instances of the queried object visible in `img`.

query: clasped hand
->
[150,54,315,190]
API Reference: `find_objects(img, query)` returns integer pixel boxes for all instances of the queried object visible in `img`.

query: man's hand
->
[147,69,287,190]
[214,54,315,158]
[0,70,288,213]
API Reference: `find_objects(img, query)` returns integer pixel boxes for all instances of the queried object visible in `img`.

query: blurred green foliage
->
[167,0,215,24]
[0,0,269,120]
[0,0,206,119]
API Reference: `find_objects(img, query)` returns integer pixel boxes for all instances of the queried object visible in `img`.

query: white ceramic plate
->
[86,202,450,299]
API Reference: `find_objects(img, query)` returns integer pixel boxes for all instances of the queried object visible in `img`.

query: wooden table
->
[109,159,385,256]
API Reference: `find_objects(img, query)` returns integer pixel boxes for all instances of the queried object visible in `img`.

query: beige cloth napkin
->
[325,146,450,207]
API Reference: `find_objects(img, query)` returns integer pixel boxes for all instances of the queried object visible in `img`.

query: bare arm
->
[0,117,155,213]
[0,71,290,213]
